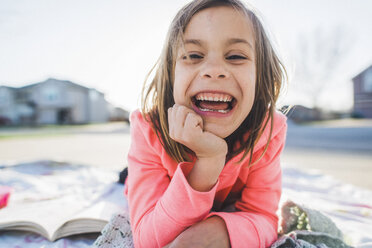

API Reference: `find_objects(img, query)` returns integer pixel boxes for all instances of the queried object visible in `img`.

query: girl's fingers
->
[173,104,193,128]
[174,105,191,139]
[168,104,203,143]
[168,105,184,139]
[174,105,186,129]
[168,105,184,136]
[184,112,203,131]
[168,104,226,159]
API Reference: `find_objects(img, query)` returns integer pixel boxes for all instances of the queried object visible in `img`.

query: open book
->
[0,182,126,241]
[0,160,127,242]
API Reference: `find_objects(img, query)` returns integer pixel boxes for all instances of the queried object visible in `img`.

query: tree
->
[293,26,352,109]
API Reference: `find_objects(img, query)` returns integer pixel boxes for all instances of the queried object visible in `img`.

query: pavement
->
[0,123,131,171]
[283,119,372,189]
[0,119,371,190]
[285,119,372,153]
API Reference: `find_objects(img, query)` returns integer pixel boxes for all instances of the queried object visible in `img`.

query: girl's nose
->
[200,58,229,80]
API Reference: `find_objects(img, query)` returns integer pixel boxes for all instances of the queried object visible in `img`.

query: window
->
[0,89,9,105]
[42,87,58,102]
[363,69,372,93]
[89,89,99,101]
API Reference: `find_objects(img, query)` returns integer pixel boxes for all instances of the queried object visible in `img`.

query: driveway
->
[1,120,372,190]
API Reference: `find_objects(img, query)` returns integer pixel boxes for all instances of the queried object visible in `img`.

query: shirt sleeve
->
[127,112,218,248]
[207,119,287,248]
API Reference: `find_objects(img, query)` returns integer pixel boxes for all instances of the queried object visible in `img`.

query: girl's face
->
[173,6,256,138]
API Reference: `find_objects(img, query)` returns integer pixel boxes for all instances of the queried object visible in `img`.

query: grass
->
[0,129,76,140]
[0,122,128,140]
[0,123,98,140]
[0,132,70,140]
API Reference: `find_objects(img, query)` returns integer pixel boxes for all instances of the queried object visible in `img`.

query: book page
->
[0,183,127,241]
[0,193,97,240]
[0,161,121,241]
[53,183,128,240]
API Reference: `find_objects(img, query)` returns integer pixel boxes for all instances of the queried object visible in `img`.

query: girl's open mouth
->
[191,92,237,114]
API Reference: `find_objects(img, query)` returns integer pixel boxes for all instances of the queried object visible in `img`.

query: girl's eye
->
[190,54,203,59]
[182,53,203,60]
[226,55,247,60]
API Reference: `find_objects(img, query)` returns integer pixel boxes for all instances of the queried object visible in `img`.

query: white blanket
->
[0,161,371,248]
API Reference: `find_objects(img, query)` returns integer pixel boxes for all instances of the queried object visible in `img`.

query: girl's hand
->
[163,216,230,248]
[168,104,228,192]
[168,104,227,159]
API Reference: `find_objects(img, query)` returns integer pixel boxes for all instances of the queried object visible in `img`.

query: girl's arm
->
[168,104,228,192]
[206,119,287,248]
[167,125,285,248]
[166,104,233,247]
[164,216,230,248]
[128,107,286,247]
[127,110,220,247]
[167,110,286,248]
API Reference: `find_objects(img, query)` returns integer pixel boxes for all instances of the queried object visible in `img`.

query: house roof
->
[20,78,91,90]
[352,64,372,81]
[1,78,105,96]
[0,85,17,90]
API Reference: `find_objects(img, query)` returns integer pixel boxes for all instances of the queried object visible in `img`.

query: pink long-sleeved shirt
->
[126,110,287,248]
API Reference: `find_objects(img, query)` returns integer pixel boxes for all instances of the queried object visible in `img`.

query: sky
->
[1,0,371,112]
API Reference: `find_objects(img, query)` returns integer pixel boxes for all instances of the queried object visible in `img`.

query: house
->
[0,86,18,125]
[281,105,322,123]
[0,78,110,125]
[107,103,130,122]
[281,105,345,123]
[352,65,372,118]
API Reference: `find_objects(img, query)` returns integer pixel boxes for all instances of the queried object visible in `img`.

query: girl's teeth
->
[199,108,229,113]
[195,93,232,102]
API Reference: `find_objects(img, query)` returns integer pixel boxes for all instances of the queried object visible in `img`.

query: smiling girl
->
[126,0,287,247]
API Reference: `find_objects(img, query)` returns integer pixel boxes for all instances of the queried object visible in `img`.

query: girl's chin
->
[203,123,232,139]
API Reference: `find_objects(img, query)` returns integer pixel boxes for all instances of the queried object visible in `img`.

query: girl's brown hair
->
[141,0,286,164]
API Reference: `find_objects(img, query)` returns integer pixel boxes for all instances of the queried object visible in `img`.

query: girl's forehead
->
[189,6,250,25]
[182,6,255,46]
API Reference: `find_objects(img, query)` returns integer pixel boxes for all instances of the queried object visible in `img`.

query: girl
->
[126,0,287,247]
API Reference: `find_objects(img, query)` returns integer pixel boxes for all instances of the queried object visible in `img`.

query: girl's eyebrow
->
[227,38,253,50]
[184,38,253,50]
[184,39,203,46]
